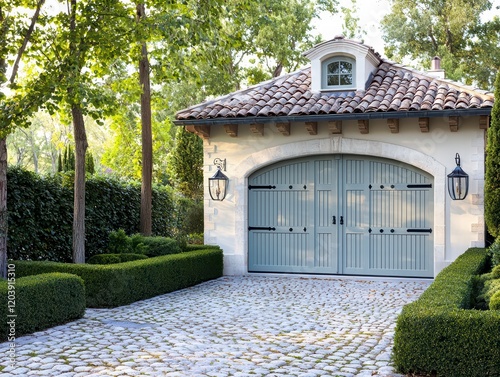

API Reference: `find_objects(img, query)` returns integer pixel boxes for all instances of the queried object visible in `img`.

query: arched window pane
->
[339,61,352,74]
[340,74,352,85]
[323,57,355,89]
[328,62,340,74]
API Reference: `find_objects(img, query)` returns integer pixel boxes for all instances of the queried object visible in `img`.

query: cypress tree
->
[485,72,500,238]
[170,126,203,199]
[57,153,63,172]
[86,151,95,175]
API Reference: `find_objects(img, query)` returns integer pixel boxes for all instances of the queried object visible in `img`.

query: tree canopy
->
[381,0,499,89]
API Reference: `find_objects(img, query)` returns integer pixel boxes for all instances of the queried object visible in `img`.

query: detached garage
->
[174,37,494,278]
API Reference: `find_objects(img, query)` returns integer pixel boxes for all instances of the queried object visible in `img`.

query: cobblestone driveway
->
[1,276,430,377]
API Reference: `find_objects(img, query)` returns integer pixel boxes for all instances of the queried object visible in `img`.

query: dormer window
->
[322,56,356,90]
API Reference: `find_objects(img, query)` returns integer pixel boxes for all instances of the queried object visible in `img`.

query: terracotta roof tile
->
[176,62,494,121]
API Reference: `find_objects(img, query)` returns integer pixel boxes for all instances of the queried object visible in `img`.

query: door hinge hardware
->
[407,184,432,189]
[249,185,276,190]
[340,216,344,225]
[407,228,433,233]
[332,216,336,225]
[248,227,276,231]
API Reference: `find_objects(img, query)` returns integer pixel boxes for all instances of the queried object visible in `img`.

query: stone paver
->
[0,276,430,376]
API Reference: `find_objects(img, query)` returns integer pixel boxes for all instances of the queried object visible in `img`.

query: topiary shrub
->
[87,253,148,264]
[13,248,223,308]
[490,291,500,310]
[485,72,500,238]
[493,264,500,279]
[139,236,181,257]
[489,238,500,268]
[106,229,147,255]
[393,248,500,377]
[0,272,85,340]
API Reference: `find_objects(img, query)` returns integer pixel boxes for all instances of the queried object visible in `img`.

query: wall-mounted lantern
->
[447,153,469,200]
[209,158,228,201]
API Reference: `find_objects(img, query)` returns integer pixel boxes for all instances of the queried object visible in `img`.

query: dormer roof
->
[175,39,494,124]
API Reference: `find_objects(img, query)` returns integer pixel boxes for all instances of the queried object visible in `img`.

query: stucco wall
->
[202,116,485,277]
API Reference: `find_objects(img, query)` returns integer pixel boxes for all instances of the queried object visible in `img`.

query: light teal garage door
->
[248,155,434,277]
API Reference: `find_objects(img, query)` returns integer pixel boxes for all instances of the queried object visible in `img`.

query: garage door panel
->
[248,232,312,272]
[370,234,432,276]
[316,232,333,268]
[345,233,363,269]
[249,155,433,277]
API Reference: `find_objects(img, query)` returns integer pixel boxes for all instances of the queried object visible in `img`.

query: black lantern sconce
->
[209,158,229,201]
[447,153,469,200]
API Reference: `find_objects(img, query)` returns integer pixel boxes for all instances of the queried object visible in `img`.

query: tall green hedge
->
[393,248,500,377]
[485,72,500,238]
[13,248,223,308]
[0,272,85,341]
[7,167,176,261]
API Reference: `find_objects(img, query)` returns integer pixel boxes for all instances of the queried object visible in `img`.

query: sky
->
[314,0,392,57]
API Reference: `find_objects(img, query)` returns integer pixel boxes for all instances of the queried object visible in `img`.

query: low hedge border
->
[393,248,500,377]
[13,247,223,308]
[87,253,149,264]
[0,273,85,341]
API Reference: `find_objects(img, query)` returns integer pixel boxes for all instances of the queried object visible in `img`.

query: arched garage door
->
[248,155,434,278]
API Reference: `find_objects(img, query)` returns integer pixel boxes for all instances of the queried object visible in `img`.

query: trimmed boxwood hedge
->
[87,253,149,264]
[393,248,500,377]
[13,248,223,308]
[0,273,85,341]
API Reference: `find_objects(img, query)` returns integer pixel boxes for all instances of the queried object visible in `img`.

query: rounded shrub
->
[140,237,181,257]
[489,238,500,268]
[489,290,500,310]
[492,264,500,279]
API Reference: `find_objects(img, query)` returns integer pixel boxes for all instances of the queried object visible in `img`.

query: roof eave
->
[173,108,492,126]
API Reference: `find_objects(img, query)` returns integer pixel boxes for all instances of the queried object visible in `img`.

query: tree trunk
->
[72,105,87,263]
[137,3,152,236]
[0,138,7,278]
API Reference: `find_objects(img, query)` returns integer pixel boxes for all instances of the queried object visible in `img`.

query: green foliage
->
[485,72,500,237]
[61,144,75,172]
[488,236,500,267]
[107,229,145,255]
[381,0,498,89]
[13,248,223,308]
[168,126,203,199]
[7,167,73,262]
[493,265,500,279]
[106,230,181,257]
[7,167,176,261]
[393,248,500,377]
[139,237,181,257]
[490,291,500,310]
[87,253,148,264]
[86,151,95,175]
[186,233,204,245]
[0,272,85,341]
[175,197,204,235]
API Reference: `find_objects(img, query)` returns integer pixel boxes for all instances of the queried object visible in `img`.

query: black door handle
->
[332,216,336,225]
[340,216,344,225]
